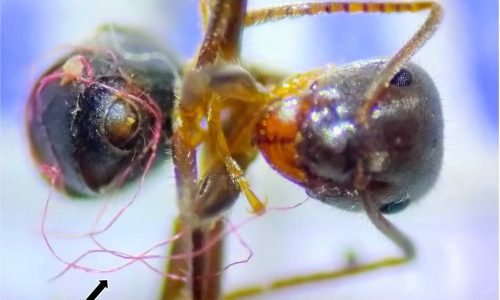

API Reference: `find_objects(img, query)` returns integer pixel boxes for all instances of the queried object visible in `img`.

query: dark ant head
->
[298,60,443,213]
[26,26,179,196]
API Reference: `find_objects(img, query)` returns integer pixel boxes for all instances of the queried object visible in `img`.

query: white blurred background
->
[1,0,498,299]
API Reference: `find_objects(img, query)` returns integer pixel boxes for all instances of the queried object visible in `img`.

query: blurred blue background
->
[1,0,498,299]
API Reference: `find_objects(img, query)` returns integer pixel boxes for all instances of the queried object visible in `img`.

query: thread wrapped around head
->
[26,26,180,196]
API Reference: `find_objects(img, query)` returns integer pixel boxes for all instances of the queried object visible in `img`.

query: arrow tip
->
[99,280,108,289]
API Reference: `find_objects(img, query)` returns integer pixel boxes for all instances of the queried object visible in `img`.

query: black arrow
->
[86,280,108,300]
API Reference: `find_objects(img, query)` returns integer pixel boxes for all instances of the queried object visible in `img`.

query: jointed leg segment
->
[245,1,439,26]
[206,95,267,215]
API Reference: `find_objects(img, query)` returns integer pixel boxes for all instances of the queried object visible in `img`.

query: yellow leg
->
[179,63,270,217]
[199,0,209,31]
[245,1,439,27]
[206,95,267,215]
[224,256,410,299]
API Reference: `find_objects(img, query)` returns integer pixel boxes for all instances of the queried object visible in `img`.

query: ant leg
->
[160,218,226,300]
[224,190,414,300]
[160,218,189,300]
[182,0,277,217]
[206,93,267,215]
[243,1,442,125]
[172,1,248,299]
[175,0,248,222]
[199,220,225,300]
[199,0,210,31]
[245,1,440,27]
[196,0,247,66]
[179,63,269,216]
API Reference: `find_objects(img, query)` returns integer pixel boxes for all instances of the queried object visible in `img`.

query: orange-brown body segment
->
[254,69,324,185]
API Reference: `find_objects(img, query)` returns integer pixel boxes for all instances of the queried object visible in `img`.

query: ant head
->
[296,60,443,213]
[26,27,179,196]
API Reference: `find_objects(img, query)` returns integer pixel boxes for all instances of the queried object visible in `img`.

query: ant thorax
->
[256,60,443,213]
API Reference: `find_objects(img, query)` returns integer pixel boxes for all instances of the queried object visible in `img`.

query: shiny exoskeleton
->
[256,60,443,214]
[26,26,179,196]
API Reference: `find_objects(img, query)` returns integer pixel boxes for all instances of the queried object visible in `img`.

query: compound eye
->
[104,99,140,148]
[380,197,411,214]
[390,68,413,87]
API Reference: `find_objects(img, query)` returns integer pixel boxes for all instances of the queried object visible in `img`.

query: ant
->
[26,1,443,299]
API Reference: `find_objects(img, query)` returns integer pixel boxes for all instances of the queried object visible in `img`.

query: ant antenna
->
[355,159,415,258]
